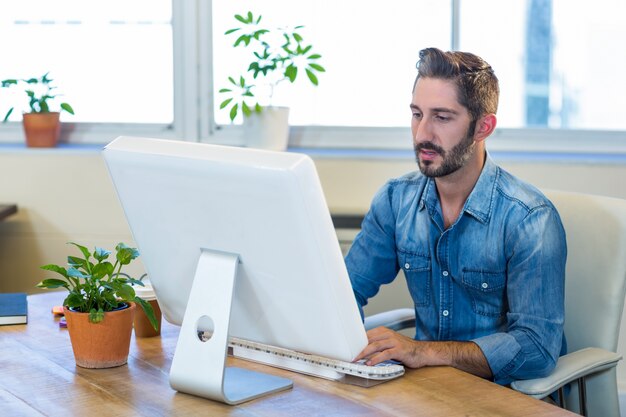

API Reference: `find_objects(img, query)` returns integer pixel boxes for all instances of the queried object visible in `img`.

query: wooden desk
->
[0,293,576,417]
[0,204,17,221]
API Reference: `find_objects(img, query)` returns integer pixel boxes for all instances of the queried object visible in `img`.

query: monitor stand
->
[169,249,293,404]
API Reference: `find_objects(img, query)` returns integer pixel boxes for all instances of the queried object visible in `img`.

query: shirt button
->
[442,310,449,317]
[442,271,449,277]
[481,282,489,289]
[404,263,410,269]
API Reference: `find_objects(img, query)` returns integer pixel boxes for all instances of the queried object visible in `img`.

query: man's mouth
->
[419,149,439,161]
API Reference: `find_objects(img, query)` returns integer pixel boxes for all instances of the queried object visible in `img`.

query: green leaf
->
[69,242,91,260]
[40,264,69,278]
[242,101,251,117]
[67,267,89,279]
[92,262,113,279]
[115,283,135,301]
[134,297,159,331]
[307,54,322,60]
[93,247,110,262]
[36,278,69,289]
[246,11,253,23]
[60,103,74,115]
[64,292,85,309]
[239,76,246,87]
[234,14,247,24]
[229,103,239,121]
[219,98,233,109]
[285,65,298,82]
[2,107,14,123]
[228,76,237,85]
[255,103,262,113]
[116,243,139,265]
[67,256,86,269]
[224,28,240,35]
[308,63,326,72]
[253,29,269,40]
[293,33,303,43]
[89,308,104,324]
[306,69,319,86]
[218,88,232,93]
[234,34,251,47]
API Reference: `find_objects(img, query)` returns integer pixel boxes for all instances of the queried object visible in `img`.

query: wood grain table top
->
[0,292,577,417]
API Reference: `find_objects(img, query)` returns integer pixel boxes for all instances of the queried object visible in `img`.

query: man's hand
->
[356,326,493,379]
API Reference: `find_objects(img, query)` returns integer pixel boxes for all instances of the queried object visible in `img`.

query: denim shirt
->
[346,156,567,385]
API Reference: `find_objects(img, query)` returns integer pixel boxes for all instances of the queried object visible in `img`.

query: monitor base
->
[169,249,293,404]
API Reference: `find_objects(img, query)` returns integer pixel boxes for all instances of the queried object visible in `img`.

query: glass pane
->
[212,1,451,127]
[460,0,626,130]
[0,0,173,124]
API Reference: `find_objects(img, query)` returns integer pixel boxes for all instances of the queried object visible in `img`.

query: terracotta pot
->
[133,299,162,337]
[63,302,136,368]
[22,112,61,148]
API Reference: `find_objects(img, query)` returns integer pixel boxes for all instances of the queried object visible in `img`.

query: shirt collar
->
[418,153,499,224]
[463,154,498,224]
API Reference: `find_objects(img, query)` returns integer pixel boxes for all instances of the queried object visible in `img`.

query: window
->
[1,0,625,151]
[460,0,626,130]
[0,0,173,124]
[211,1,451,127]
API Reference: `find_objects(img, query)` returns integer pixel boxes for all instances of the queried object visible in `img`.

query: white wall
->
[2,147,626,397]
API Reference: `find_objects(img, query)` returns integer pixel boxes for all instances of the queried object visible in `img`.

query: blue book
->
[0,292,28,325]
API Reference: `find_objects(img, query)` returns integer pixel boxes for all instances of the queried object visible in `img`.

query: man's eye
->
[435,115,450,121]
[412,112,422,119]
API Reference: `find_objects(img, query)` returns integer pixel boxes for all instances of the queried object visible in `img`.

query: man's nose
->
[414,118,433,142]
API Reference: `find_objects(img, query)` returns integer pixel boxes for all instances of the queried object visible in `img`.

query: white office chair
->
[364,190,626,417]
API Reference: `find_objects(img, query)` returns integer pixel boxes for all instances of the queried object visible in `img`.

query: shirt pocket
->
[460,270,507,317]
[399,252,431,307]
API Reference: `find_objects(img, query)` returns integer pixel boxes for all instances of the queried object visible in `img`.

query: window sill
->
[2,126,626,165]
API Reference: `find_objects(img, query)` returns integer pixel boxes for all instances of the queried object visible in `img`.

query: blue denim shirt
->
[346,156,567,385]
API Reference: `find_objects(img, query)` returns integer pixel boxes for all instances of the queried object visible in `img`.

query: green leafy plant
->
[37,242,158,330]
[2,72,74,122]
[219,11,325,121]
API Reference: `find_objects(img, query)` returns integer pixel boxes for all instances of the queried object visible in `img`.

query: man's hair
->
[415,47,499,121]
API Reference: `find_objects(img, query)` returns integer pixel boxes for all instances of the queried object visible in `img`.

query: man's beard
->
[414,126,476,178]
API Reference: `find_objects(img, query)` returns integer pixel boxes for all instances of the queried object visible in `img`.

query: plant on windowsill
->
[36,242,157,368]
[2,72,74,148]
[218,11,325,150]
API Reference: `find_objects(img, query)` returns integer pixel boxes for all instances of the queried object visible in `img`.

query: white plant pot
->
[243,106,290,151]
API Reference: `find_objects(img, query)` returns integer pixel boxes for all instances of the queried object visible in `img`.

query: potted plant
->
[218,11,325,150]
[2,72,74,147]
[37,242,158,368]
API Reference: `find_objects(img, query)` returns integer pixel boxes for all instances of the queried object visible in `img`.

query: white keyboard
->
[227,336,405,387]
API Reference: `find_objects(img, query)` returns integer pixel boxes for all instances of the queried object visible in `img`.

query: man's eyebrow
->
[432,107,460,115]
[409,104,460,115]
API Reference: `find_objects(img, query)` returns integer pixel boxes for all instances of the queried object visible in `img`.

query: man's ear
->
[473,114,497,142]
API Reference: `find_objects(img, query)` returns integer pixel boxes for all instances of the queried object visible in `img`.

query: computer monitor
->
[103,136,368,404]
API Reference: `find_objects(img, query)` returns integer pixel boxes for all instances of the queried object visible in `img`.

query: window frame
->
[0,0,625,162]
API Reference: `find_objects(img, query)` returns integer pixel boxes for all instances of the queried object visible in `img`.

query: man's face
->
[411,77,476,178]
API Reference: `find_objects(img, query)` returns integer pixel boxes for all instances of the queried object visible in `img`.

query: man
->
[346,47,567,385]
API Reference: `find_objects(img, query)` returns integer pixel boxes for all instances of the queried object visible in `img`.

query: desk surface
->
[0,292,576,417]
[0,204,17,221]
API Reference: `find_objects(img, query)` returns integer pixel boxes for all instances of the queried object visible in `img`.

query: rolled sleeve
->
[475,205,566,385]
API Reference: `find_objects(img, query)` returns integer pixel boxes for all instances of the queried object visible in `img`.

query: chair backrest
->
[543,190,626,353]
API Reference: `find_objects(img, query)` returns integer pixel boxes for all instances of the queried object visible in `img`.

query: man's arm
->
[356,326,493,379]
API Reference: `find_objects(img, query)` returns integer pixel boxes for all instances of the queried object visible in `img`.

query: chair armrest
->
[510,347,622,399]
[364,308,416,331]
